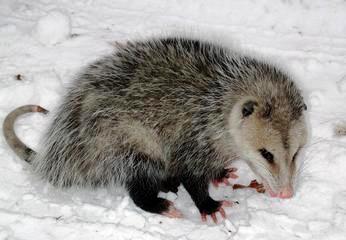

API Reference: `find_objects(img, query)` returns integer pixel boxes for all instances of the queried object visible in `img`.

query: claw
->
[213,167,238,187]
[201,213,207,222]
[219,207,226,219]
[221,200,232,207]
[226,167,238,179]
[211,213,218,223]
[162,201,183,218]
[200,200,232,224]
[223,178,230,186]
[212,179,220,187]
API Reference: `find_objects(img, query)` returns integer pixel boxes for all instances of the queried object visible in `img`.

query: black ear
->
[242,101,258,117]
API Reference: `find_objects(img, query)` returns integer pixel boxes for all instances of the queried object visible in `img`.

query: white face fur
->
[229,98,308,198]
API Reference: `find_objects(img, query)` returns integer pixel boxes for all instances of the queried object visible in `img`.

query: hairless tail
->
[2,105,48,162]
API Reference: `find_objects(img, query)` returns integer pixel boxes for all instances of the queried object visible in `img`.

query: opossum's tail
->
[2,105,48,163]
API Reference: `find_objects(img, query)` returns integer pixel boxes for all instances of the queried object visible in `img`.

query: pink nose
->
[278,186,294,199]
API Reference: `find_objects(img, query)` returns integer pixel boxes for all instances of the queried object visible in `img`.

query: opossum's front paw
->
[199,199,232,224]
[212,167,238,187]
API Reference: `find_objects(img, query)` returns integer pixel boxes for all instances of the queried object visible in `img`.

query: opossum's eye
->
[292,148,301,162]
[242,101,258,117]
[292,152,298,162]
[259,148,274,164]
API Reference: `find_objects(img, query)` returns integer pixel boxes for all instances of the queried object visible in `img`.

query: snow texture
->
[1,0,346,239]
[34,10,71,46]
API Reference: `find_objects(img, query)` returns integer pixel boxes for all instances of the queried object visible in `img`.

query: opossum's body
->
[3,37,307,218]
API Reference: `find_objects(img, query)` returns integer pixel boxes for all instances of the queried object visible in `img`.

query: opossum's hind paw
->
[212,168,238,187]
[162,200,183,218]
[131,194,173,215]
[201,200,232,224]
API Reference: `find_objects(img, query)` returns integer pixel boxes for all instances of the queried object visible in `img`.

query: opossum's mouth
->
[246,161,294,198]
[250,170,279,197]
[263,182,278,197]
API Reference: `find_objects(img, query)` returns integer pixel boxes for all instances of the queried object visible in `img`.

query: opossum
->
[3,37,308,222]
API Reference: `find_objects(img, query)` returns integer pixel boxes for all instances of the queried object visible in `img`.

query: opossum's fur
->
[4,37,307,215]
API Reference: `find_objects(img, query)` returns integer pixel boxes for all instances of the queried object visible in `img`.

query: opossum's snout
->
[278,186,294,199]
[253,146,296,199]
[229,98,308,199]
[263,176,294,199]
[265,185,294,199]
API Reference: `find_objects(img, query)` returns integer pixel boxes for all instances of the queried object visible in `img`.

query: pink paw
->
[201,201,232,224]
[162,201,183,218]
[212,168,238,187]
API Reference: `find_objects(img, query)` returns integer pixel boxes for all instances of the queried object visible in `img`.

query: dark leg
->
[161,177,180,193]
[127,177,171,214]
[125,152,169,214]
[181,174,221,215]
[172,138,231,222]
[182,174,231,223]
[212,167,238,187]
[125,152,181,217]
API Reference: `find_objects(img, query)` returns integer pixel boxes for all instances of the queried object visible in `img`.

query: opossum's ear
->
[242,101,258,117]
[262,103,272,119]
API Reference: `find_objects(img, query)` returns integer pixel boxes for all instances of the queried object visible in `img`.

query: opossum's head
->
[229,96,308,199]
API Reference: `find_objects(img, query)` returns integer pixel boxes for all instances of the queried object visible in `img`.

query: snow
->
[34,10,71,46]
[0,0,346,239]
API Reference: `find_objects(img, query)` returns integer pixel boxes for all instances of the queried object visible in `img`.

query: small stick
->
[232,180,265,193]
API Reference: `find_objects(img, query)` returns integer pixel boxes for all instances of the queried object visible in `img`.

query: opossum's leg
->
[173,139,231,223]
[127,177,171,214]
[212,167,238,187]
[181,174,230,223]
[160,177,180,193]
[125,152,182,217]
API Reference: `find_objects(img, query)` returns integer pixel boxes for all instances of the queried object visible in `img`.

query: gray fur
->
[4,37,307,210]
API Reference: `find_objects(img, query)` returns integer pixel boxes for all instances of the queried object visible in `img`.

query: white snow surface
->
[34,10,71,46]
[1,0,346,239]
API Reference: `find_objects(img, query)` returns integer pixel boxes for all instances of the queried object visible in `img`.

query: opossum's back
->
[75,38,231,134]
[82,38,228,106]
